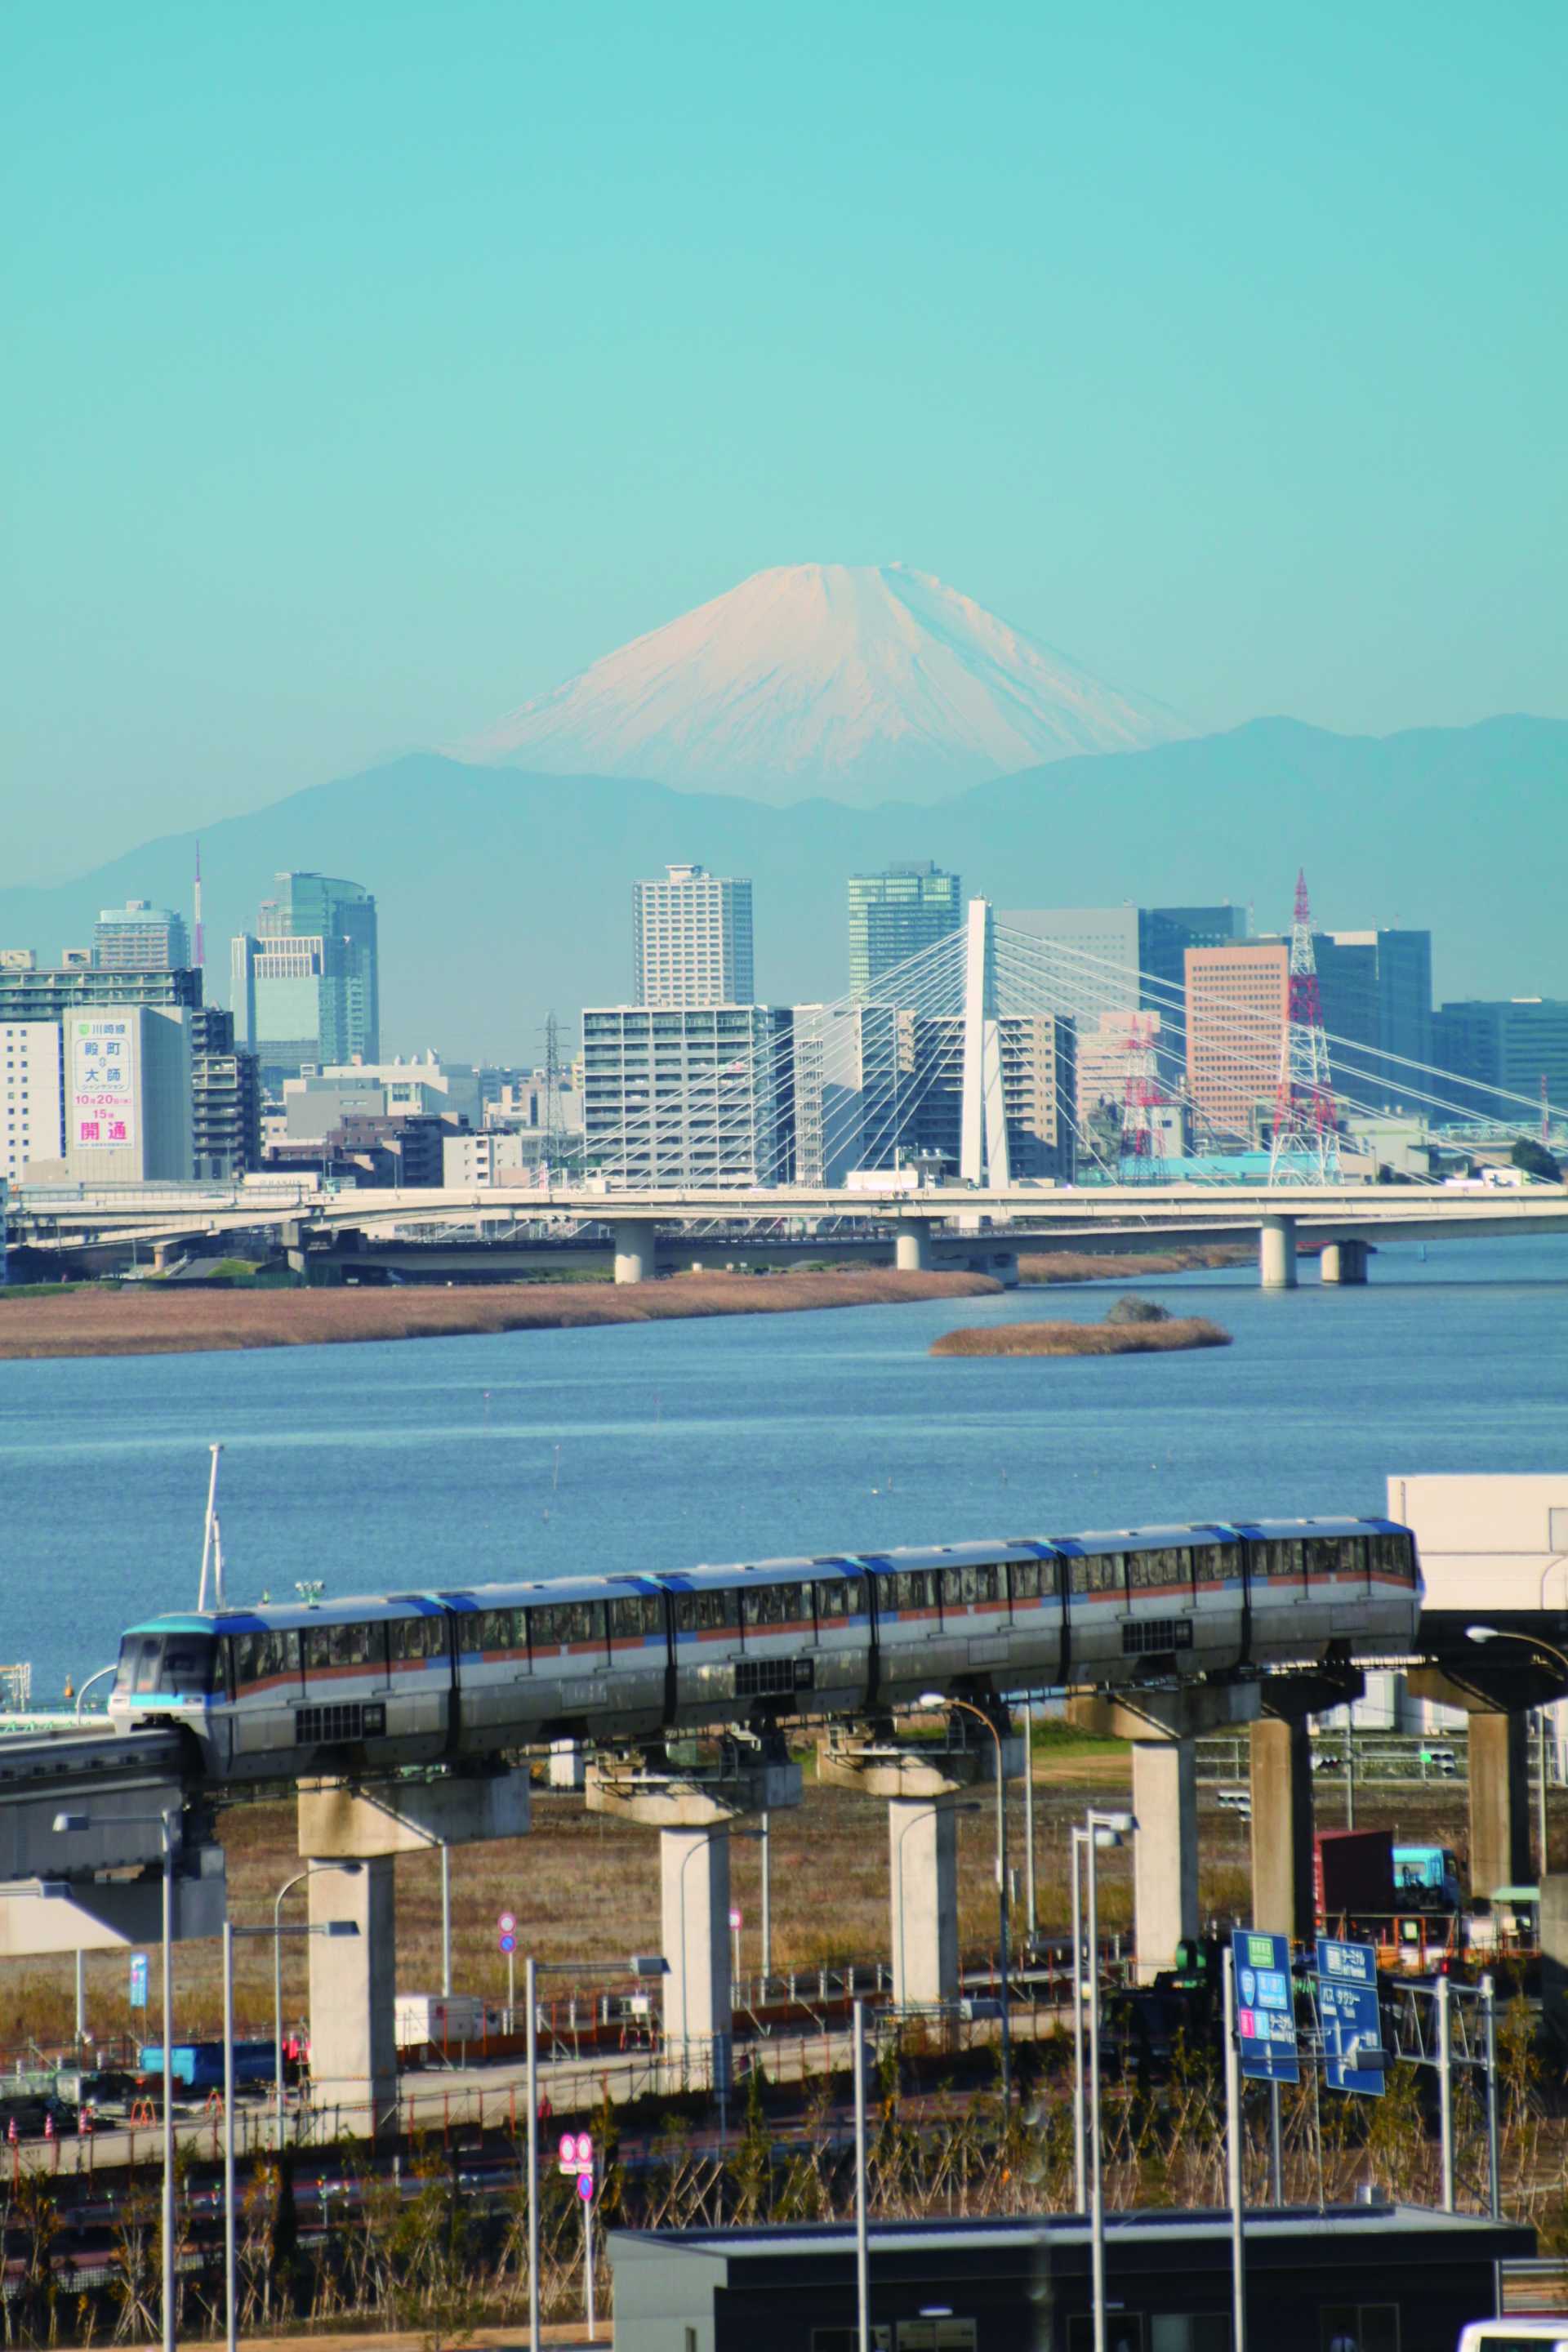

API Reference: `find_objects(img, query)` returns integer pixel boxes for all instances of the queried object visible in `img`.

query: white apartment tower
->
[633,864,754,1009]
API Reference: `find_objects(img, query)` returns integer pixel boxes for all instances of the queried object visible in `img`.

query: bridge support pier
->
[586,1753,802,2093]
[613,1221,657,1285]
[894,1220,936,1274]
[1259,1214,1298,1290]
[818,1728,1020,2018]
[1321,1239,1370,1285]
[1468,1709,1532,1897]
[297,1768,531,2137]
[1248,1673,1361,1941]
[1072,1685,1260,1980]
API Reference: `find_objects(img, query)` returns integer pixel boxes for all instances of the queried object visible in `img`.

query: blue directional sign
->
[1316,1936,1385,2097]
[1231,1928,1299,2082]
[128,1953,149,2011]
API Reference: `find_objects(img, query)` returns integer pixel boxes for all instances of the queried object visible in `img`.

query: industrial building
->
[635,864,755,1009]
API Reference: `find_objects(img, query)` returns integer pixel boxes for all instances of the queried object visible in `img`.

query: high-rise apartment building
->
[847,862,962,996]
[1,1023,65,1183]
[889,1013,1077,1182]
[791,1004,903,1185]
[581,1004,792,1186]
[632,866,753,1009]
[93,899,191,971]
[1184,942,1290,1143]
[232,871,380,1086]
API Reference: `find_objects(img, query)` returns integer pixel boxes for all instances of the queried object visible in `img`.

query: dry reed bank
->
[0,1268,1000,1362]
[1017,1245,1251,1282]
[932,1316,1232,1358]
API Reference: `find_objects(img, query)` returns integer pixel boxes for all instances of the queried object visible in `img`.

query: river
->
[1,1237,1564,1697]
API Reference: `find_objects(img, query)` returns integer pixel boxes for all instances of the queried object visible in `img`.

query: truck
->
[138,2041,276,2093]
[1392,1845,1463,1913]
[1314,1828,1396,1927]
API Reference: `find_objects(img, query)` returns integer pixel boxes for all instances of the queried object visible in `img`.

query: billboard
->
[69,1017,136,1153]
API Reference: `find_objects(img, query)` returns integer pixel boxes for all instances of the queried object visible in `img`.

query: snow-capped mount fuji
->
[457,562,1187,806]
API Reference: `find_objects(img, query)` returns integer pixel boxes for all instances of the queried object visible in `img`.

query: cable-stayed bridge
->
[7,900,1565,1285]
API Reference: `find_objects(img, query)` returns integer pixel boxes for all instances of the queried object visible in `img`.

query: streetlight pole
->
[55,1807,178,2352]
[853,1993,870,2352]
[1069,1827,1088,2212]
[918,1693,1011,2108]
[1022,1699,1037,1944]
[271,1862,362,2147]
[1081,1807,1134,2352]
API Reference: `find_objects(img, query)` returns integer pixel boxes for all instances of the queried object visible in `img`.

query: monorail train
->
[105,1516,1421,1784]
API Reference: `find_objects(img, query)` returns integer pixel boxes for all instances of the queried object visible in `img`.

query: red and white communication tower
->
[1269,869,1339,1183]
[1120,1013,1168,1182]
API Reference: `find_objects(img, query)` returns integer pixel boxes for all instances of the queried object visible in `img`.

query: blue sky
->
[4,0,1565,881]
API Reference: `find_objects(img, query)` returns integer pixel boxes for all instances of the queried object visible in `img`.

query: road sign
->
[558,2132,594,2176]
[498,1931,516,1955]
[128,1953,149,2011]
[1316,1936,1385,2096]
[497,1911,516,1935]
[1230,1928,1298,2083]
[577,2172,595,2202]
[728,1907,742,1931]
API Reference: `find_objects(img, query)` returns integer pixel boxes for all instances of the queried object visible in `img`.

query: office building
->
[279,1054,483,1143]
[1184,941,1290,1143]
[1,1023,65,1183]
[232,871,380,1085]
[0,963,258,1179]
[791,1004,902,1186]
[1251,927,1432,1112]
[633,866,753,1009]
[1434,997,1568,1125]
[92,899,191,972]
[581,1004,793,1186]
[42,1007,194,1183]
[847,862,962,996]
[1000,903,1247,1027]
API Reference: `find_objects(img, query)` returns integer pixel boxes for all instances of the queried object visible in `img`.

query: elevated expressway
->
[9,1177,1568,1288]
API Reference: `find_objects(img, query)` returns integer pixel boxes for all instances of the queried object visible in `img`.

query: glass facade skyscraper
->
[848,862,962,997]
[232,871,380,1086]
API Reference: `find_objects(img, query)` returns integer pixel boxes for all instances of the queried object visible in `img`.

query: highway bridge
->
[8,1175,1568,1287]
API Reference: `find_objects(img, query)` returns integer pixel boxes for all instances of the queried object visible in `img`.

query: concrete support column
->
[1249,1717,1316,1940]
[1469,1710,1532,1898]
[894,1221,934,1274]
[1259,1214,1298,1290]
[889,1796,960,2011]
[1321,1239,1370,1286]
[1131,1740,1199,1981]
[661,1826,733,2092]
[306,1855,398,2133]
[612,1220,656,1285]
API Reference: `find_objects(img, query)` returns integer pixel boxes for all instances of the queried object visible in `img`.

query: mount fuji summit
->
[457,563,1187,806]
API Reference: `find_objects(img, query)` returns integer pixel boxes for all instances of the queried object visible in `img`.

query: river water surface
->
[2,1239,1564,1697]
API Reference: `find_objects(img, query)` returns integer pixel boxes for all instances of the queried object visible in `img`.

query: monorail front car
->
[107,1516,1421,1784]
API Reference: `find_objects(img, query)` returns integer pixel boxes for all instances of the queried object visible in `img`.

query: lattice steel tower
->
[1270,869,1340,1183]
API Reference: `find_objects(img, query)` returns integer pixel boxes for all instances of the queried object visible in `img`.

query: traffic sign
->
[498,1931,516,1955]
[577,2172,595,2203]
[728,1907,742,1931]
[497,1911,516,1935]
[128,1953,149,2011]
[1230,1928,1298,2082]
[1316,1936,1385,2097]
[558,2132,594,2176]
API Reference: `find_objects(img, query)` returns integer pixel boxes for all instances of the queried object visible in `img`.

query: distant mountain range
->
[456,562,1185,805]
[0,716,1561,1058]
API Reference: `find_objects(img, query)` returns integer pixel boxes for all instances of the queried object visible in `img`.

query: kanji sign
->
[69,1017,136,1153]
[1316,1936,1385,2097]
[1231,1927,1298,2082]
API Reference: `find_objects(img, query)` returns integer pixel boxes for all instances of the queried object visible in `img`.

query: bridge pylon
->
[960,898,1010,1188]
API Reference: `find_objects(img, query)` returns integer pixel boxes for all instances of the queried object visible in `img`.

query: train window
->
[742,1584,800,1628]
[390,1615,448,1663]
[1303,1537,1357,1580]
[116,1637,157,1695]
[675,1589,742,1635]
[1127,1548,1186,1592]
[134,1641,165,1694]
[305,1622,382,1672]
[467,1606,526,1654]
[1070,1554,1125,1597]
[889,1570,938,1614]
[162,1641,215,1695]
[1370,1533,1413,1582]
[814,1579,855,1621]
[532,1601,605,1650]
[1192,1544,1231,1584]
[1010,1560,1042,1602]
[608,1597,663,1642]
[233,1628,301,1686]
[949,1562,1004,1607]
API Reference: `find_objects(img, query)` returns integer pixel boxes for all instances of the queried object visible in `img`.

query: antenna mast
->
[1269,870,1339,1183]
